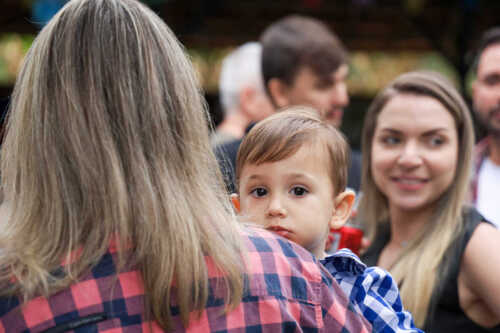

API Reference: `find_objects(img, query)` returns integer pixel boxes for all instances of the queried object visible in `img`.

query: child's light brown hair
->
[235,106,350,195]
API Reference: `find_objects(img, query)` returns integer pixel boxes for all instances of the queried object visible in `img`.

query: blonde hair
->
[0,0,243,329]
[235,106,350,195]
[358,71,475,327]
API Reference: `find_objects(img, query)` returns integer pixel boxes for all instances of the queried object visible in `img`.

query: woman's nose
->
[397,142,423,168]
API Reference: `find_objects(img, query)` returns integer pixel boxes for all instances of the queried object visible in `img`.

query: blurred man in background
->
[211,42,273,147]
[216,15,361,194]
[261,15,348,128]
[470,27,500,227]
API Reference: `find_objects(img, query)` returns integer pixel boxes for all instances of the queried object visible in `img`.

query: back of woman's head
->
[1,0,243,328]
[359,70,474,327]
[7,0,209,189]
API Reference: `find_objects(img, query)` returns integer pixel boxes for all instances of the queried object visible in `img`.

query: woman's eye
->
[382,136,400,145]
[290,186,308,196]
[429,136,444,146]
[250,187,267,197]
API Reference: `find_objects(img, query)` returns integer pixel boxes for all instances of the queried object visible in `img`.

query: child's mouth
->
[267,226,292,239]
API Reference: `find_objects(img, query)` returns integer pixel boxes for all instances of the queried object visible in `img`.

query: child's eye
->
[250,187,268,198]
[290,186,308,196]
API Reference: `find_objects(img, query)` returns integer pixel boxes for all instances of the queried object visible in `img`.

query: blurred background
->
[1,0,499,148]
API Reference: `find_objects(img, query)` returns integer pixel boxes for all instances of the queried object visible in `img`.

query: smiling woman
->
[371,94,458,213]
[359,71,500,332]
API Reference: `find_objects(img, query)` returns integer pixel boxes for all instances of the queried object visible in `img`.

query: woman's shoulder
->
[458,217,500,327]
[238,226,372,330]
[462,206,493,228]
[456,206,497,247]
[242,226,317,259]
[240,226,325,290]
[463,215,500,262]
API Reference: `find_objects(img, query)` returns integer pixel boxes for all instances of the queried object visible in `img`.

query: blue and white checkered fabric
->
[321,248,423,333]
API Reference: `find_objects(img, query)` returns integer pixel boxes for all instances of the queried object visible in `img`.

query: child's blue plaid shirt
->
[321,249,423,333]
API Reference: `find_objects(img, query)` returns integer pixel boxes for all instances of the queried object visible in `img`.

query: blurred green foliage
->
[0,34,35,86]
[0,35,463,99]
[189,47,461,97]
[348,51,460,97]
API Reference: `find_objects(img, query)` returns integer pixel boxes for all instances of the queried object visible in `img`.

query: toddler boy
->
[232,107,422,333]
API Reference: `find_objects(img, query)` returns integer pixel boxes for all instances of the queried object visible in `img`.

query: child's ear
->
[330,190,356,229]
[230,193,241,213]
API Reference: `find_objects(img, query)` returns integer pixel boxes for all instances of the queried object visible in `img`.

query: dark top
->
[214,124,362,194]
[215,136,242,194]
[362,207,500,332]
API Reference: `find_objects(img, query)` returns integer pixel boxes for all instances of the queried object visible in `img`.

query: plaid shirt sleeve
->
[321,248,422,333]
[0,227,372,332]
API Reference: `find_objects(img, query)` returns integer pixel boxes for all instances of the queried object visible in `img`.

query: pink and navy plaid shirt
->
[0,227,371,332]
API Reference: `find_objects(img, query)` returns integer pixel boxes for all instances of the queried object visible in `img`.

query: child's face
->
[236,145,353,258]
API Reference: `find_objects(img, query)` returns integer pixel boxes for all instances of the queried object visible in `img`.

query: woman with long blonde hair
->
[0,0,370,331]
[359,71,500,331]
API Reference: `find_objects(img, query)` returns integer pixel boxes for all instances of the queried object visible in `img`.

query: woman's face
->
[371,93,459,214]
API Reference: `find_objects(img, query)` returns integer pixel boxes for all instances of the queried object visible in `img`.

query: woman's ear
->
[329,190,356,229]
[230,193,241,213]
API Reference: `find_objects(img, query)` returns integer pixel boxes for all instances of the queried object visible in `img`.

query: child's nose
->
[267,195,286,217]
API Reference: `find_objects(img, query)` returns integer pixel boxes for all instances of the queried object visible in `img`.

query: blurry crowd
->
[0,0,499,332]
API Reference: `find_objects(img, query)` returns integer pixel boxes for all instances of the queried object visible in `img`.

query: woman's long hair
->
[358,71,475,327]
[0,0,244,329]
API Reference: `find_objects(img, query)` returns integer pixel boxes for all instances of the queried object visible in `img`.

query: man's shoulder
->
[213,138,242,192]
[210,131,238,147]
[473,137,491,164]
[214,138,243,158]
[348,149,362,192]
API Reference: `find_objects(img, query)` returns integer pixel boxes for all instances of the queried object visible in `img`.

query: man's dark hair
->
[472,27,500,73]
[260,15,347,94]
